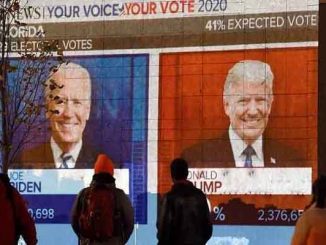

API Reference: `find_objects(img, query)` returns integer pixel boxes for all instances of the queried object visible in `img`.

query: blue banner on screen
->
[24,195,75,223]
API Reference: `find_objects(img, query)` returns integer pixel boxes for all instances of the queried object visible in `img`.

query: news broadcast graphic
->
[2,0,318,244]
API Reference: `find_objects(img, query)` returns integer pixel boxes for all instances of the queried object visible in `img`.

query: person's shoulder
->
[170,182,203,196]
[79,186,90,194]
[192,183,205,193]
[113,188,133,211]
[295,207,315,226]
[169,183,208,208]
[113,187,128,199]
[75,187,90,199]
[113,187,128,196]
[189,183,207,198]
[304,206,326,218]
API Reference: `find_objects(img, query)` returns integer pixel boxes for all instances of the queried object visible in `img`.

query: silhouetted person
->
[0,173,37,244]
[157,158,212,245]
[71,154,134,245]
[291,175,326,245]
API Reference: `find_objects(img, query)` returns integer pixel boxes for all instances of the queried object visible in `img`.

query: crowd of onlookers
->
[1,156,325,245]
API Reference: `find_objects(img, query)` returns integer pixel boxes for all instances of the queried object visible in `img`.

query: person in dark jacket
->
[0,173,37,245]
[157,158,212,245]
[291,175,326,245]
[71,154,134,245]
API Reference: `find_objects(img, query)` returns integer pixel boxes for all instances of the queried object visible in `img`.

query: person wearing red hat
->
[94,154,115,176]
[71,154,134,245]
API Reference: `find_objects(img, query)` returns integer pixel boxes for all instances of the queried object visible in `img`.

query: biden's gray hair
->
[44,62,91,103]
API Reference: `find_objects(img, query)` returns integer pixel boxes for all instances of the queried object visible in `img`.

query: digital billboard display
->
[3,0,318,244]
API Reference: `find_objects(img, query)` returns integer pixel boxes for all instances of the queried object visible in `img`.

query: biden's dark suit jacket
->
[12,142,100,169]
[181,131,307,168]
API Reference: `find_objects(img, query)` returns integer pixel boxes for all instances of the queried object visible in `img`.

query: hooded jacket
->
[71,173,134,245]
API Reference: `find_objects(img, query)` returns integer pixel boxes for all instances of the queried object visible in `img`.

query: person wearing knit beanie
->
[71,153,134,244]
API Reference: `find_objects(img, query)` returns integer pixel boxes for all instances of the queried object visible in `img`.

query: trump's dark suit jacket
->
[12,142,100,169]
[181,131,307,168]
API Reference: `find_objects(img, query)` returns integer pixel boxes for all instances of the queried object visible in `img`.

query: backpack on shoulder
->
[78,185,117,241]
